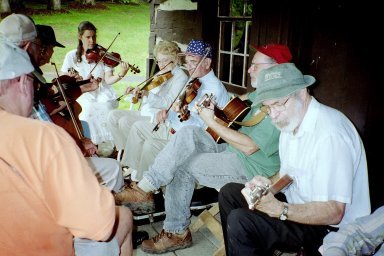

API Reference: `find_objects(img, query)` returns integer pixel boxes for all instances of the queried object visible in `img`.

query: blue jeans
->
[143,126,248,233]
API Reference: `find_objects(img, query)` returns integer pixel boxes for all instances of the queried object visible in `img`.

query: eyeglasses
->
[249,62,274,69]
[262,97,290,115]
[155,58,173,65]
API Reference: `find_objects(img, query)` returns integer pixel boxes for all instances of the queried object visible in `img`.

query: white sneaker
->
[122,166,139,181]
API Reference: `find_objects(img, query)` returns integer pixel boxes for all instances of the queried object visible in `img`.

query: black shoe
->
[132,230,149,249]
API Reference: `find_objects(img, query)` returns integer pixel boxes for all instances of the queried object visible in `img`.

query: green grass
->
[27,2,149,110]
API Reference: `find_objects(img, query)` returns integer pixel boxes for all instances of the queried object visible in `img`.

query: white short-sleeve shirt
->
[280,97,370,227]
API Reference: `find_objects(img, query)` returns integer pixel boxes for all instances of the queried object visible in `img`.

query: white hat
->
[0,39,34,81]
[0,13,37,45]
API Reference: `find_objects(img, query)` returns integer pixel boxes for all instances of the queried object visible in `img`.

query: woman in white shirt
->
[61,21,130,153]
[107,40,188,155]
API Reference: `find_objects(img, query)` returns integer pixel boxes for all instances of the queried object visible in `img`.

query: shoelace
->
[152,230,173,242]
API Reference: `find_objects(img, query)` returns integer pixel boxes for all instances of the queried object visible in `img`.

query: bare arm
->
[256,191,345,225]
[104,61,129,85]
[246,176,345,225]
[198,103,259,155]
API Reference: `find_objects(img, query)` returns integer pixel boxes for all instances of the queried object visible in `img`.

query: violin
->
[47,63,85,143]
[38,75,93,112]
[178,78,202,121]
[116,61,174,102]
[85,44,140,74]
[131,70,173,104]
[52,75,91,93]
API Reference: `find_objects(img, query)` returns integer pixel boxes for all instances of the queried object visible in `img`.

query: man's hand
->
[195,101,215,124]
[245,175,271,191]
[171,100,181,113]
[80,77,100,93]
[81,138,97,156]
[242,175,284,218]
[124,86,135,95]
[68,69,83,81]
[255,192,284,218]
[156,110,168,124]
[241,175,272,210]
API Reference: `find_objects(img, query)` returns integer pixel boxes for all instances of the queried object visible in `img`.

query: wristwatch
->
[279,202,289,221]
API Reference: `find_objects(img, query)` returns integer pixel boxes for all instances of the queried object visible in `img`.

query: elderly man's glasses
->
[262,97,290,115]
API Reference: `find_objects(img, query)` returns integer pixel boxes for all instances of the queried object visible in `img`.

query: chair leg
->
[213,244,225,256]
[116,149,123,162]
[190,203,225,256]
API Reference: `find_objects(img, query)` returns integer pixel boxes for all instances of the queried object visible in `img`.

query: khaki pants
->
[121,120,173,180]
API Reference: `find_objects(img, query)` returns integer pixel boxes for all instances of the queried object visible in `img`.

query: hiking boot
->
[114,182,155,214]
[141,229,192,254]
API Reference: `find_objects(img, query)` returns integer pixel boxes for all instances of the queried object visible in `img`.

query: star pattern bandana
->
[185,39,212,58]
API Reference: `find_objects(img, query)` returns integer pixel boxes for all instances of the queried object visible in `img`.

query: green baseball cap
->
[253,63,316,106]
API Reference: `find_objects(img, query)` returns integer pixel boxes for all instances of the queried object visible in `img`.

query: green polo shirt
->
[226,91,280,179]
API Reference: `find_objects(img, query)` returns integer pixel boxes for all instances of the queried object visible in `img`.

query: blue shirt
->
[30,102,52,122]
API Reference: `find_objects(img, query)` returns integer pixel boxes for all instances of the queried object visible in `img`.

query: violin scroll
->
[127,63,140,74]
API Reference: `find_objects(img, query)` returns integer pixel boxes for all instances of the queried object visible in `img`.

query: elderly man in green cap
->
[218,63,370,255]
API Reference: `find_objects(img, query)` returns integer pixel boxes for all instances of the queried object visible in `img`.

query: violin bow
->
[88,32,120,76]
[152,46,212,132]
[51,62,84,140]
[116,60,173,101]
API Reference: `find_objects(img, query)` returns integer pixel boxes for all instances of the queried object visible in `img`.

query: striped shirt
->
[323,206,384,256]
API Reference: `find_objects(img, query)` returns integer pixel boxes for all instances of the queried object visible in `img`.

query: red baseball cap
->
[253,44,292,64]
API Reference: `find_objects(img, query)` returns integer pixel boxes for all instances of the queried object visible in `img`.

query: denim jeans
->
[143,126,248,233]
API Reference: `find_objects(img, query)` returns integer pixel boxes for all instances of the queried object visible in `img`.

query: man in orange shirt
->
[0,39,133,255]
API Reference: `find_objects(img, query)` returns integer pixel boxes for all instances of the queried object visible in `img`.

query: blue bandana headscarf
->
[185,39,212,58]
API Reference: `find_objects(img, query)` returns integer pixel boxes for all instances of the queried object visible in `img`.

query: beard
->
[250,76,258,88]
[272,97,303,133]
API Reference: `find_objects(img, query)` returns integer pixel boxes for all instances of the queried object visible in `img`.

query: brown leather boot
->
[114,182,155,214]
[141,229,192,254]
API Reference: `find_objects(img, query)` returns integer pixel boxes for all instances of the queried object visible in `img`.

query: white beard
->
[274,115,301,133]
[272,97,303,133]
[251,77,258,88]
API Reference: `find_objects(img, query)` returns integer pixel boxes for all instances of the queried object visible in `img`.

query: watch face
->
[279,203,288,221]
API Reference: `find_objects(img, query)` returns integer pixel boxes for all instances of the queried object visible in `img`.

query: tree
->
[10,0,24,10]
[47,0,61,10]
[1,0,11,14]
[77,0,96,5]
